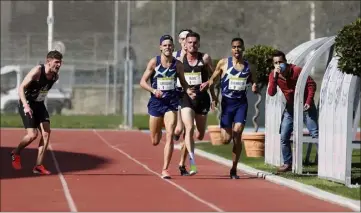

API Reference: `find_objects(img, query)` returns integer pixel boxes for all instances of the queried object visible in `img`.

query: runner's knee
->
[27,130,38,141]
[41,131,50,140]
[183,122,194,132]
[221,135,232,144]
[151,132,162,146]
[232,123,244,134]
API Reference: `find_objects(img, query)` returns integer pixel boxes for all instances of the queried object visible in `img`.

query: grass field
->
[0,113,220,129]
[196,142,361,200]
[2,113,360,200]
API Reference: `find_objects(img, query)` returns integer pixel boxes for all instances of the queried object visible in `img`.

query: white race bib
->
[35,90,48,102]
[184,72,202,85]
[228,77,246,91]
[157,77,175,91]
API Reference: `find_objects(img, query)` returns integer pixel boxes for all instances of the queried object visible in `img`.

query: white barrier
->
[265,37,330,166]
[292,36,336,174]
[318,56,361,186]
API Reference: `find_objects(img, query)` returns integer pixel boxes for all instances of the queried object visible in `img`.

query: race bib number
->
[35,90,48,102]
[157,77,175,91]
[184,72,202,85]
[228,77,246,91]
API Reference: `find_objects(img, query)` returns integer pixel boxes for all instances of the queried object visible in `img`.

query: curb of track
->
[173,144,360,212]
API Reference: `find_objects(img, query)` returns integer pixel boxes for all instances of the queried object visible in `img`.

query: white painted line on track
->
[49,144,78,212]
[92,129,224,212]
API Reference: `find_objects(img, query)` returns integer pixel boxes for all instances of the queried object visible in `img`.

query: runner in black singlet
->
[178,32,216,175]
[11,50,63,175]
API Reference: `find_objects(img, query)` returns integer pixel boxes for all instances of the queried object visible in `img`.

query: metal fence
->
[1,1,360,121]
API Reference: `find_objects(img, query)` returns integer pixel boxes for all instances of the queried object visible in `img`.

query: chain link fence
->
[1,1,359,120]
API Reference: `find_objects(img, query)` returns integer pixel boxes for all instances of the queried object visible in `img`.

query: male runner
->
[207,37,258,179]
[11,50,63,175]
[178,31,216,175]
[173,29,192,142]
[172,29,193,176]
[139,35,196,179]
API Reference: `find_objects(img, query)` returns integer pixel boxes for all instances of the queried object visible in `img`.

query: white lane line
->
[49,144,78,212]
[92,129,224,212]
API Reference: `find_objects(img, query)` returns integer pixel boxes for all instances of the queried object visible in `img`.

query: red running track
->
[0,129,354,212]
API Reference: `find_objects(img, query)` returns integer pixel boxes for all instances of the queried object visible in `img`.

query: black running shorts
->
[18,100,50,129]
[180,91,210,115]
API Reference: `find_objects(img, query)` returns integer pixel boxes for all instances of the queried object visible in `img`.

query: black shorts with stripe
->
[18,100,50,129]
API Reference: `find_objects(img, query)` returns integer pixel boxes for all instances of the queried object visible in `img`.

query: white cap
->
[178,31,190,39]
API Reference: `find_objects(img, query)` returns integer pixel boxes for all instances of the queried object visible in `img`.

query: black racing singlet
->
[24,64,57,103]
[182,52,209,93]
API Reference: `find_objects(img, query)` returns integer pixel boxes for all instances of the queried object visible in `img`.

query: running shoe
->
[179,165,189,176]
[230,169,240,179]
[11,152,22,170]
[161,169,171,179]
[33,165,51,175]
[189,164,197,176]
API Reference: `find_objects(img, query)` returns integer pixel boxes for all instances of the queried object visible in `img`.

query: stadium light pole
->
[46,0,54,109]
[114,0,119,116]
[125,0,133,129]
[171,1,176,39]
[47,0,54,52]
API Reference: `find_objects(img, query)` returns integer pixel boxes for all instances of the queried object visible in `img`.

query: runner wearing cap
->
[139,34,196,179]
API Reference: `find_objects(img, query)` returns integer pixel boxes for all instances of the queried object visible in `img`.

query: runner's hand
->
[211,99,218,111]
[152,89,163,98]
[199,81,209,92]
[24,104,33,118]
[252,83,258,93]
[186,88,196,100]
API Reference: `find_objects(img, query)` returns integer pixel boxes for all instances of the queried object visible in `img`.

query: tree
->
[334,18,361,77]
[244,45,276,132]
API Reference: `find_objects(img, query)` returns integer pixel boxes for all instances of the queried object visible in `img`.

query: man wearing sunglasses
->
[268,50,319,172]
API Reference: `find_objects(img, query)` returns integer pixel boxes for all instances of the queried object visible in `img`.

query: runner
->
[207,37,258,179]
[178,31,216,176]
[173,29,193,143]
[11,50,63,175]
[139,35,196,179]
[172,29,193,176]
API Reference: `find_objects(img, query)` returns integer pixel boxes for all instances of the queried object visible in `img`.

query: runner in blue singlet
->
[139,35,196,179]
[206,37,258,179]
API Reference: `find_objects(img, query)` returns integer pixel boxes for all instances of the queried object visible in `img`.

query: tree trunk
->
[252,92,262,132]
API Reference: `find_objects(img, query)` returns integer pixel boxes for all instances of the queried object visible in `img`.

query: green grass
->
[196,142,361,200]
[0,113,220,129]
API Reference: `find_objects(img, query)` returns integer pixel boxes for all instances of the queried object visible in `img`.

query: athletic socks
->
[189,152,197,175]
[189,152,196,166]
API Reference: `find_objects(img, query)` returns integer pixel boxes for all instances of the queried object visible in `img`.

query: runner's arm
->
[139,58,157,93]
[208,59,225,99]
[203,53,217,99]
[18,65,41,107]
[176,61,190,91]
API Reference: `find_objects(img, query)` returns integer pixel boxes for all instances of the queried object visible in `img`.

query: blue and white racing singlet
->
[150,55,178,98]
[220,57,251,99]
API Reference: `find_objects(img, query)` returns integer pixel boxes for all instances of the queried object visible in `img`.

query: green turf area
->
[196,142,361,200]
[0,113,220,129]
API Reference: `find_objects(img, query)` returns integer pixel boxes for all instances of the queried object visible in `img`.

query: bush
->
[244,45,276,90]
[334,18,361,77]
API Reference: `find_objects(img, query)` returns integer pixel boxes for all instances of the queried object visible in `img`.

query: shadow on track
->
[0,146,114,180]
